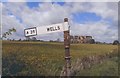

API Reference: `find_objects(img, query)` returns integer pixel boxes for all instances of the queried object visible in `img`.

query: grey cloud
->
[2,2,118,42]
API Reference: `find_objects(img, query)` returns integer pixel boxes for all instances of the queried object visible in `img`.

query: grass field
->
[2,41,118,76]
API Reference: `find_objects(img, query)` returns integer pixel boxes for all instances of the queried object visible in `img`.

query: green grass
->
[2,41,118,76]
[76,57,118,76]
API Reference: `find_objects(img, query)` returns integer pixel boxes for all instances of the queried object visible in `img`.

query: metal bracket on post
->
[63,18,71,77]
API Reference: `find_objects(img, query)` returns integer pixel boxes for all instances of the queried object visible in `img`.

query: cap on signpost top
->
[64,18,68,22]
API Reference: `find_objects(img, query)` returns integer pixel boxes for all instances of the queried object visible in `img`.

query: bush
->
[113,40,119,45]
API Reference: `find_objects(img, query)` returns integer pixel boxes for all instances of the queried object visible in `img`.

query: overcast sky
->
[1,1,118,43]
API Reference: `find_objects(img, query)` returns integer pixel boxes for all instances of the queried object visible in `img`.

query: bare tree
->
[2,28,16,39]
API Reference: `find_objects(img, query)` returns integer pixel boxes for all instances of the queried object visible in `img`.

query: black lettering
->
[52,27,54,31]
[27,31,29,34]
[58,26,60,30]
[55,27,57,31]
[50,27,53,31]
[47,28,50,31]
[47,26,60,32]
[53,27,55,31]
[33,30,35,33]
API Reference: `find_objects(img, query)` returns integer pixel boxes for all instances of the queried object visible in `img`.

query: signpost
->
[24,18,71,76]
[64,18,71,76]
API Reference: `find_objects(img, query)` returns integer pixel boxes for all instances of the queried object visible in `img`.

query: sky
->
[1,1,118,43]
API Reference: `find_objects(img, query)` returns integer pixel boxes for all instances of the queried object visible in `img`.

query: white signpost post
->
[24,18,71,76]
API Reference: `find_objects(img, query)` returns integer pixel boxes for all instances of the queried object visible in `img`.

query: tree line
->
[1,28,119,45]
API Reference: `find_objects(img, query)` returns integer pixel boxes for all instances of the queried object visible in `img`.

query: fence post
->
[64,18,71,76]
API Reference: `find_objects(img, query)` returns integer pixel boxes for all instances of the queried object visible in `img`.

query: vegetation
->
[113,40,119,45]
[2,41,118,76]
[76,57,118,76]
[2,28,16,39]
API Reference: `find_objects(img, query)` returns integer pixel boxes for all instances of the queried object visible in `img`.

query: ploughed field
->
[2,41,118,76]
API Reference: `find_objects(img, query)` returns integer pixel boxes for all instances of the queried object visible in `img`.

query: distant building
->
[70,35,94,44]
